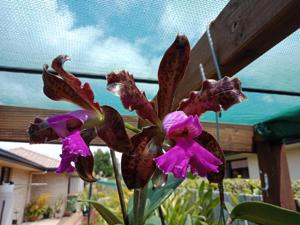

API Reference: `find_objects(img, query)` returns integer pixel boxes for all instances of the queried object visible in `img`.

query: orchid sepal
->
[178,76,246,116]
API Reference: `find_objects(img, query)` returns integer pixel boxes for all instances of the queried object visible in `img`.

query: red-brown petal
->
[97,105,132,153]
[178,77,246,116]
[106,71,159,125]
[121,126,162,189]
[28,117,59,143]
[157,35,190,119]
[195,131,225,183]
[43,55,101,111]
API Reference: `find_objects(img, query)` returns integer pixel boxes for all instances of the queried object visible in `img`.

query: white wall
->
[31,172,69,217]
[230,144,300,181]
[10,168,31,224]
[285,144,300,180]
[69,176,84,194]
[247,154,260,179]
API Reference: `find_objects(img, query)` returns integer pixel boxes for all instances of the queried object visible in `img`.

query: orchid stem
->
[125,122,141,133]
[110,149,129,225]
[133,187,148,225]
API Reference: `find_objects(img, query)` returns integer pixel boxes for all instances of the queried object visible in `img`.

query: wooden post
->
[255,136,296,210]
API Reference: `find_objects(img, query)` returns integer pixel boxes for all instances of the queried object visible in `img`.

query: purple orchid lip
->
[56,130,91,174]
[45,110,94,173]
[154,111,222,178]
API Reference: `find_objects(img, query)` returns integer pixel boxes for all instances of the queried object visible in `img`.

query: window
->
[226,159,249,178]
[0,167,11,183]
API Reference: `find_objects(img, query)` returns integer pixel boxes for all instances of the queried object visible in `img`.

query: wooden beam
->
[172,0,300,108]
[201,122,253,153]
[255,135,296,210]
[0,105,253,152]
[0,105,137,146]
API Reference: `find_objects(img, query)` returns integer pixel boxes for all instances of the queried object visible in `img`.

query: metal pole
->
[110,149,129,225]
[87,182,93,225]
[2,65,300,96]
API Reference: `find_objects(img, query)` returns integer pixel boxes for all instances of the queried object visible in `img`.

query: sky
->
[0,0,299,123]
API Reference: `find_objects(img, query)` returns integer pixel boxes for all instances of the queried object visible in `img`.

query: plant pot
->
[28,216,39,222]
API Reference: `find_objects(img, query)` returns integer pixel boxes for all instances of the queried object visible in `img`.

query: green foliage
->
[222,178,261,195]
[44,206,53,218]
[229,201,300,225]
[161,180,219,225]
[94,149,113,177]
[184,178,260,196]
[143,175,183,220]
[87,200,122,225]
[133,188,148,225]
[54,198,64,214]
[66,194,78,213]
[292,180,300,198]
[121,174,183,225]
[79,177,300,225]
[79,184,131,225]
[24,194,49,221]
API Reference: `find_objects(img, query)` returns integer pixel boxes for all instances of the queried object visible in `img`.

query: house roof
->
[8,148,60,168]
[0,148,59,171]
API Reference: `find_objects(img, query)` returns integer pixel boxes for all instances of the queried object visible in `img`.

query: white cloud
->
[262,95,274,103]
[113,0,138,12]
[0,0,158,78]
[0,0,162,109]
[158,0,229,45]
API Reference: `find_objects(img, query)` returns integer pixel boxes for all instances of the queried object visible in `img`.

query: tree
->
[93,149,113,177]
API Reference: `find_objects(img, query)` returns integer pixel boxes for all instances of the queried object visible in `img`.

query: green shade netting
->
[0,1,299,126]
[255,106,300,142]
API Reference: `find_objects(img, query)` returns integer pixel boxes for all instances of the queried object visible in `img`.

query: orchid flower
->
[29,56,132,182]
[29,35,245,190]
[154,111,221,179]
[106,35,246,188]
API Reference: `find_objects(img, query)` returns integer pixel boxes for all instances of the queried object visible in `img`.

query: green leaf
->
[133,187,148,225]
[144,175,183,220]
[229,201,300,225]
[184,214,192,225]
[145,215,163,225]
[127,195,134,224]
[85,200,122,225]
[229,192,239,207]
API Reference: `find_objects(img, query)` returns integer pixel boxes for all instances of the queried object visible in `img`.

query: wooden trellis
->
[0,0,299,210]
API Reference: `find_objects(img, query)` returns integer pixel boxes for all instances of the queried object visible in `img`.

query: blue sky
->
[0,0,300,124]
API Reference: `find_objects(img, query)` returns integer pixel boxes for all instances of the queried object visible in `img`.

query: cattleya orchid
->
[154,111,221,179]
[28,35,245,191]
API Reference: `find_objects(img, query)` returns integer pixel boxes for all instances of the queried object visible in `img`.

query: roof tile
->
[8,148,60,169]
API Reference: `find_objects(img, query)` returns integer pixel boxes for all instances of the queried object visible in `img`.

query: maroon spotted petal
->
[106,71,159,125]
[157,35,190,119]
[196,131,225,183]
[178,77,246,116]
[43,55,101,111]
[28,117,59,143]
[97,105,132,153]
[121,126,162,189]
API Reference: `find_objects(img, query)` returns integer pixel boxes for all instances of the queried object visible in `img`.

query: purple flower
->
[154,111,222,179]
[47,110,94,173]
